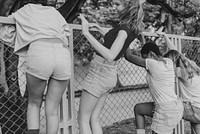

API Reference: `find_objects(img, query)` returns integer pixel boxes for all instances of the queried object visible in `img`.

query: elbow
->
[105,53,117,62]
[107,55,115,62]
[124,51,131,60]
[124,53,132,62]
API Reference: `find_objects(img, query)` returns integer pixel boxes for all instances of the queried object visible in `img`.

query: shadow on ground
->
[103,118,191,134]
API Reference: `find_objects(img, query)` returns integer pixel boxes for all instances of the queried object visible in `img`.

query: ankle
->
[136,129,145,134]
[27,129,39,134]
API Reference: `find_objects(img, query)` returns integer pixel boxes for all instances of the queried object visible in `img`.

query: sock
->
[27,129,39,134]
[136,129,145,134]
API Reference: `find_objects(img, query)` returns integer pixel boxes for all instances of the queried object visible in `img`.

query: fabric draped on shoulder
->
[0,24,16,47]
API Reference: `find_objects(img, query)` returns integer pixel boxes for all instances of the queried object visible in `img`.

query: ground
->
[103,118,191,134]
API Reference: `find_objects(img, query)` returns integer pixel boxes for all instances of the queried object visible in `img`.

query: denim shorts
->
[183,102,200,134]
[25,38,71,80]
[82,55,117,97]
[151,99,184,134]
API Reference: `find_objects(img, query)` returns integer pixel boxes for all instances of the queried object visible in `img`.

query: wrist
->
[83,31,90,36]
[83,32,93,39]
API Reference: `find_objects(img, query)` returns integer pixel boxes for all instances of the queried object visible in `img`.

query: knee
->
[78,111,90,126]
[28,98,43,108]
[45,106,58,117]
[134,104,141,115]
[90,113,99,125]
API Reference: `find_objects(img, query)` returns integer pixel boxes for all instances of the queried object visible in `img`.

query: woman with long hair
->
[78,0,145,134]
[162,32,200,134]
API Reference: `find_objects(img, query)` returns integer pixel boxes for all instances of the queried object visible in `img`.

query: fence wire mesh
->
[0,24,200,134]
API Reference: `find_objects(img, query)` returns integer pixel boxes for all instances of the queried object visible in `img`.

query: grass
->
[103,118,191,134]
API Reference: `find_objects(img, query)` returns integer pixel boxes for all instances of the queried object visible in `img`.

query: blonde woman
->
[162,33,200,134]
[78,0,145,134]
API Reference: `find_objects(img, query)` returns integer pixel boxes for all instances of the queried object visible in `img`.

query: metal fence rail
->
[0,23,200,134]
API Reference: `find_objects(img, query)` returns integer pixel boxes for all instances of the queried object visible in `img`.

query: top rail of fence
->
[142,31,200,41]
[0,17,15,24]
[0,18,199,41]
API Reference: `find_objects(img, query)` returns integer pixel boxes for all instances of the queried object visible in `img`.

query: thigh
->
[45,78,69,106]
[92,93,108,119]
[26,73,47,100]
[191,123,200,134]
[135,102,154,117]
[78,90,99,118]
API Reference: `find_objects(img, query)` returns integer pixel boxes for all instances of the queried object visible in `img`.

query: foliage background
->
[68,0,200,66]
[71,0,200,36]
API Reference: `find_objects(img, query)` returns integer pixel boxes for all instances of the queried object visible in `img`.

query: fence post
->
[57,26,76,134]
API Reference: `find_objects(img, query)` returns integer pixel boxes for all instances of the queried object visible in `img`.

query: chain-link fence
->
[0,24,200,134]
[71,24,152,134]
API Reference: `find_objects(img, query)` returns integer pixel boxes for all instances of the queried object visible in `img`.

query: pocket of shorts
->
[99,68,117,91]
[163,111,180,127]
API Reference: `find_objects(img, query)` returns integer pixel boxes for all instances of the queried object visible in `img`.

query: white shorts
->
[82,55,117,97]
[151,99,184,134]
[25,38,71,80]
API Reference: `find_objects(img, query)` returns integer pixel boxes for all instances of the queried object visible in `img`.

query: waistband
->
[155,99,182,107]
[31,38,69,48]
[93,55,117,66]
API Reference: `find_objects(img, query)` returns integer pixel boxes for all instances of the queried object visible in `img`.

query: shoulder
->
[146,58,157,64]
[119,26,132,33]
[146,58,166,69]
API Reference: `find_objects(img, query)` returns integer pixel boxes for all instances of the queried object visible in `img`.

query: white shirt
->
[145,58,178,104]
[179,75,200,108]
[11,4,71,55]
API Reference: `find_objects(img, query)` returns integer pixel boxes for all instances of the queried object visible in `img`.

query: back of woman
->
[11,3,70,55]
[164,49,200,134]
[145,57,177,104]
[125,42,183,134]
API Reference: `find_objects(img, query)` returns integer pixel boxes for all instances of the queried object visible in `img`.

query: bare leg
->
[45,78,69,134]
[134,102,154,129]
[78,90,98,134]
[26,74,47,129]
[91,93,108,134]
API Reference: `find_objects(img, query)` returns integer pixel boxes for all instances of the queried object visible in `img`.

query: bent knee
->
[90,114,99,125]
[28,98,43,107]
[78,112,90,125]
[134,104,141,114]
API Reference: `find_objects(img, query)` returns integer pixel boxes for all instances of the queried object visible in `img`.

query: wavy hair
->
[164,50,200,79]
[118,0,145,33]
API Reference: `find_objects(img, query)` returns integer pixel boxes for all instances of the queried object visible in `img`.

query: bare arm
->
[125,47,146,68]
[156,32,177,50]
[163,33,177,50]
[80,14,127,61]
[89,23,110,36]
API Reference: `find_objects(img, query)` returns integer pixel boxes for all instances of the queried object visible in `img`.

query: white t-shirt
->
[11,4,71,55]
[179,75,200,108]
[145,58,178,104]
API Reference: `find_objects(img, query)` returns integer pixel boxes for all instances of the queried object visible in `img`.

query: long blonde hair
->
[118,0,145,33]
[164,50,200,79]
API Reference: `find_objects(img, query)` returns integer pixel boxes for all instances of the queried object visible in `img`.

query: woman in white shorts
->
[78,0,146,134]
[0,0,71,134]
[161,32,200,134]
[125,42,183,134]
